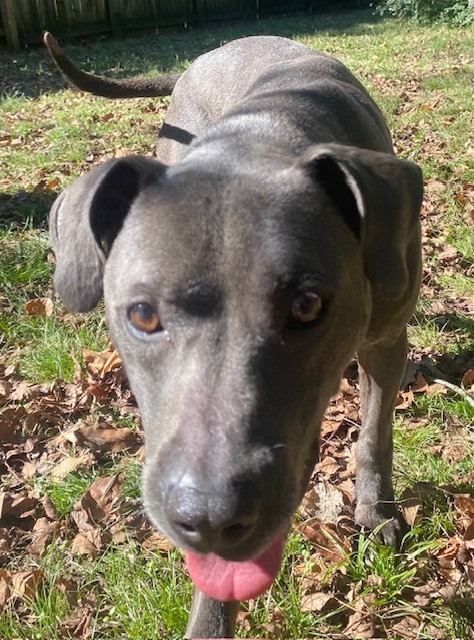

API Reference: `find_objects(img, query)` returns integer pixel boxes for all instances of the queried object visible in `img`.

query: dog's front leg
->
[355,329,408,546]
[185,588,239,638]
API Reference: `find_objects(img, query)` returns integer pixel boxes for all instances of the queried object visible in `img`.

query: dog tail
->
[43,32,180,98]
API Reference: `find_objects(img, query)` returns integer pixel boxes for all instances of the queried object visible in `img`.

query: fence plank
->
[1,0,318,48]
[1,0,20,49]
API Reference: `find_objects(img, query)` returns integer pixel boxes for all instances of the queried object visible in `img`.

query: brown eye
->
[128,303,162,334]
[289,292,322,324]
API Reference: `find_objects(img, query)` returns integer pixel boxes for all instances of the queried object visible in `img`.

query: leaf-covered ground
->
[0,9,473,639]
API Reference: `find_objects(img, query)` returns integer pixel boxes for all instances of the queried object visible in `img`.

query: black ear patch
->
[90,161,141,255]
[309,154,362,240]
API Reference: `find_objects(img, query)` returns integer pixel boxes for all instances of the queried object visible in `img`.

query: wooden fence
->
[0,0,319,49]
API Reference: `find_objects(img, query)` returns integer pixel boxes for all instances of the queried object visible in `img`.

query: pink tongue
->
[185,533,285,601]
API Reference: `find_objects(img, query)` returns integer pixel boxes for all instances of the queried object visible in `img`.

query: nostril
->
[165,480,259,552]
[175,521,202,539]
[177,522,196,533]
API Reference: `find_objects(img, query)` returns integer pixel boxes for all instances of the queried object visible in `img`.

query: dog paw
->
[354,503,405,547]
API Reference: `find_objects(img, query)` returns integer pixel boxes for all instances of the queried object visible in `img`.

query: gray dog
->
[44,32,423,638]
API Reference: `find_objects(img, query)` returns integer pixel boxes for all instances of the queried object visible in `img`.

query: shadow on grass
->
[0,8,383,99]
[0,191,55,229]
[414,310,474,381]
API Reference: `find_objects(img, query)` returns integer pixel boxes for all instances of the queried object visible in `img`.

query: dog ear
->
[299,144,423,300]
[50,156,166,312]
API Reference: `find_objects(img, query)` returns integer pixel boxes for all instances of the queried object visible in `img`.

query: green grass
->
[0,8,473,639]
[0,541,191,640]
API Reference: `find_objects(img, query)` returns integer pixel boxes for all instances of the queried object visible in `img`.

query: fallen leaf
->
[49,453,95,482]
[316,456,340,477]
[395,389,414,409]
[11,569,43,601]
[0,381,11,402]
[0,492,37,520]
[343,608,377,638]
[313,481,344,523]
[425,178,446,193]
[426,383,449,398]
[141,532,175,553]
[25,297,54,318]
[295,520,347,563]
[70,529,107,559]
[412,371,428,393]
[454,495,474,521]
[400,492,424,527]
[464,520,474,550]
[75,423,141,454]
[0,570,11,612]
[462,369,474,389]
[47,177,60,189]
[300,591,337,612]
[72,475,123,531]
[0,529,10,565]
[26,518,56,557]
[59,595,96,638]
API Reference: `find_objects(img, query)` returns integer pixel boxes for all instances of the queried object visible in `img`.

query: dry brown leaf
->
[312,481,344,523]
[316,456,340,477]
[401,494,423,527]
[9,380,34,402]
[72,475,123,531]
[390,615,424,639]
[425,178,446,193]
[436,536,463,570]
[82,346,122,379]
[464,520,474,550]
[114,147,128,157]
[0,529,10,565]
[70,529,104,559]
[300,591,337,612]
[295,520,347,563]
[0,380,11,402]
[42,493,57,520]
[49,453,95,482]
[462,368,474,389]
[47,177,60,189]
[395,389,415,409]
[26,518,57,557]
[11,569,43,602]
[343,608,376,638]
[0,572,11,614]
[426,382,450,398]
[141,532,175,553]
[412,371,429,393]
[60,597,96,638]
[20,460,37,481]
[75,423,141,453]
[338,478,355,502]
[55,577,79,607]
[0,492,37,520]
[25,297,54,318]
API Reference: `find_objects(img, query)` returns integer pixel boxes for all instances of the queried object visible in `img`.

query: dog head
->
[50,144,422,599]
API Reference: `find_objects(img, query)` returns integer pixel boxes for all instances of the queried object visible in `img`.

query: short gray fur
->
[46,34,423,638]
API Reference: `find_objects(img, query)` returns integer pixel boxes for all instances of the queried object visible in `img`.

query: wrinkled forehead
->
[107,173,342,298]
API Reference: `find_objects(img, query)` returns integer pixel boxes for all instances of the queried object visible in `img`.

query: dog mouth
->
[184,529,287,601]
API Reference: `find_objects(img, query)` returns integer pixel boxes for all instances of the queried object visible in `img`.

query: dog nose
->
[165,482,259,554]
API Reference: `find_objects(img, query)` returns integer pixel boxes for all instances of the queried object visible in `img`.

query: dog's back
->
[158,36,392,163]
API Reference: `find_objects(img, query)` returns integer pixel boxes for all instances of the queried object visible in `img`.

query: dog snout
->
[164,477,260,556]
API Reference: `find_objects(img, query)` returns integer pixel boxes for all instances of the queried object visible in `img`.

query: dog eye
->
[128,303,162,334]
[289,292,322,324]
